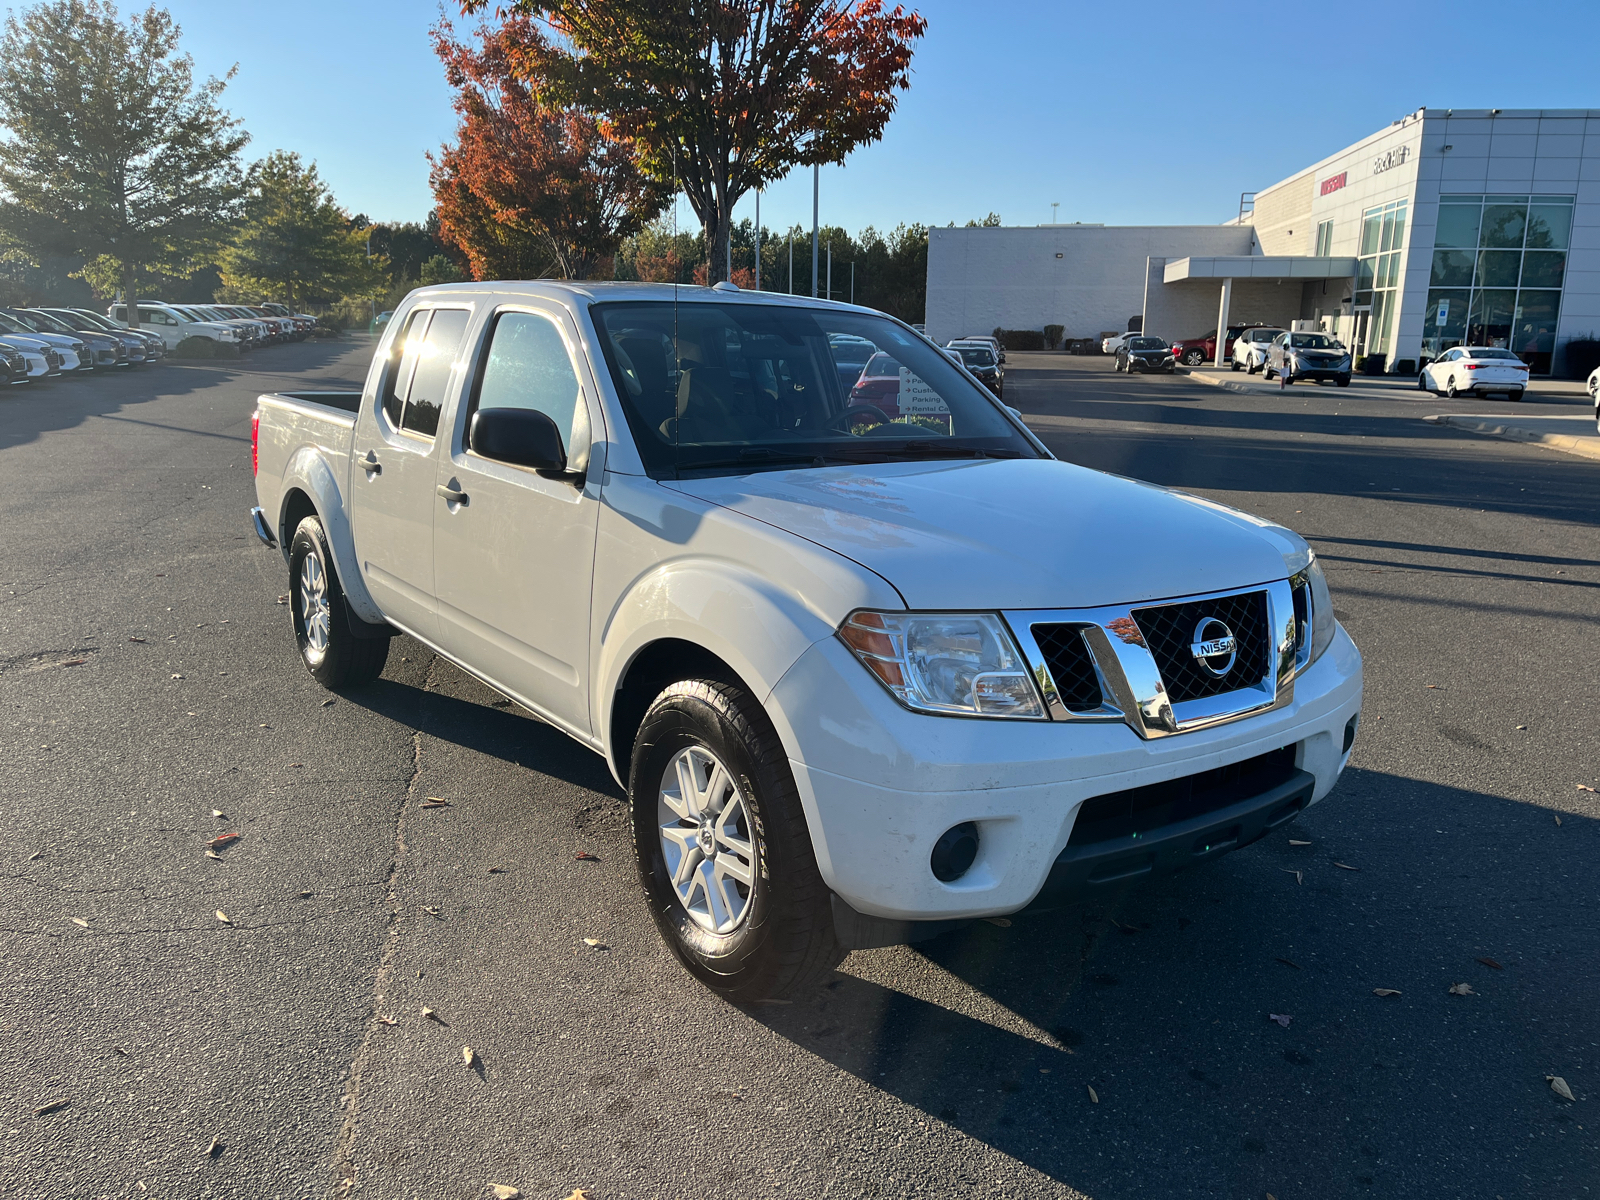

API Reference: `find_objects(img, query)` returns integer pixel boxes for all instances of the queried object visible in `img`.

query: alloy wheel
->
[657,745,758,934]
[299,550,332,654]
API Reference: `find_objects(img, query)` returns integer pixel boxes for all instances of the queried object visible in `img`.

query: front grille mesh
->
[1031,624,1104,712]
[1132,590,1269,702]
[1067,746,1298,846]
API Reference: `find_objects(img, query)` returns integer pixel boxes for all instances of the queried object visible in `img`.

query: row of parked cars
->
[1107,324,1355,387]
[0,299,316,386]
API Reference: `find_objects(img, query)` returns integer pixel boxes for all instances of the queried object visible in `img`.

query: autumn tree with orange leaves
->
[459,0,926,286]
[429,15,666,281]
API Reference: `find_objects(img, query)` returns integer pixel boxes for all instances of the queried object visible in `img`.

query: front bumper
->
[1129,356,1176,372]
[767,623,1362,923]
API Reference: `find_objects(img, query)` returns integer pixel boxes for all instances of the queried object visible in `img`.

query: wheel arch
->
[275,448,386,624]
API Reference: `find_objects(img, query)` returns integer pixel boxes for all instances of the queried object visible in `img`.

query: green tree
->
[463,0,926,285]
[220,151,380,306]
[0,1,248,322]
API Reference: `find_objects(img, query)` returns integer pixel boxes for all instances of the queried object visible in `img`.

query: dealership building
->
[925,108,1600,374]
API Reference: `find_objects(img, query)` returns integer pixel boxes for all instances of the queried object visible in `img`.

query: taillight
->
[1464,363,1480,370]
[251,408,260,475]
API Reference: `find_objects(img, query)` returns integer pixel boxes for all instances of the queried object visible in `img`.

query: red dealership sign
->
[1320,172,1348,196]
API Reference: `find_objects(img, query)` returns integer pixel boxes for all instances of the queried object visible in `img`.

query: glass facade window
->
[1424,194,1573,372]
[1314,220,1333,256]
[1356,200,1406,357]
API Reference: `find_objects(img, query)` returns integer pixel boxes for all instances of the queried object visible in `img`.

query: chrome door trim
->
[1003,578,1299,741]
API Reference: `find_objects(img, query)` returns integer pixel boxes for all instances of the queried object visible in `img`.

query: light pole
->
[827,244,832,301]
[851,261,855,305]
[754,190,761,291]
[1051,202,1060,224]
[788,233,793,294]
[811,163,819,298]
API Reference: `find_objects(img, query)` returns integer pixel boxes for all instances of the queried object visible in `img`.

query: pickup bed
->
[251,281,1363,1001]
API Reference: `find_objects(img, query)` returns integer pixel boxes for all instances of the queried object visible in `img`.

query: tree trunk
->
[121,260,137,331]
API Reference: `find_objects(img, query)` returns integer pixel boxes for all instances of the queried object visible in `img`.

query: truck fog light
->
[931,821,979,882]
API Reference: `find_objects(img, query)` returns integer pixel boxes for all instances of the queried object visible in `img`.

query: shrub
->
[1356,353,1386,376]
[1563,335,1600,380]
[992,327,1046,351]
[1043,324,1064,351]
[1391,358,1416,376]
[173,335,232,358]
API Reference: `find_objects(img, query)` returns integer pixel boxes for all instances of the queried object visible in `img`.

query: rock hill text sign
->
[1371,145,1411,176]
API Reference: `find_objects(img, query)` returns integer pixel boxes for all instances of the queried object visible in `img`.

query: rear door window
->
[380,310,430,429]
[401,309,470,438]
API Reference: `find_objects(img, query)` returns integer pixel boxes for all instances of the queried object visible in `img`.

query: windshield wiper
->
[839,444,1026,462]
[676,448,855,473]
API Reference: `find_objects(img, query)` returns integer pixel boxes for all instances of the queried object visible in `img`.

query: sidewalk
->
[1182,363,1589,401]
[1423,412,1600,463]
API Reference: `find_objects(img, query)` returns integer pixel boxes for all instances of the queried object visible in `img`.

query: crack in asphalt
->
[328,655,436,1200]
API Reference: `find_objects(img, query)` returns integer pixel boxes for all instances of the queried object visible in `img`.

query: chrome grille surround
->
[1004,578,1299,740]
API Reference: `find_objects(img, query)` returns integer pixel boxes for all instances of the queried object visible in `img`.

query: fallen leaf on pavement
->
[1578,784,1596,793]
[1268,1013,1292,1028]
[211,809,225,818]
[1333,861,1359,871]
[215,910,231,925]
[71,918,89,928]
[583,938,607,950]
[376,1015,397,1026]
[321,698,335,707]
[204,850,222,861]
[114,1047,128,1056]
[422,1007,444,1024]
[1288,839,1312,846]
[462,1045,475,1066]
[1373,988,1402,997]
[62,659,87,667]
[129,636,146,643]
[561,1191,590,1200]
[276,595,289,605]
[206,832,240,850]
[491,1187,522,1200]
[487,866,505,874]
[1547,1076,1576,1102]
[1425,683,1441,689]
[1476,957,1504,970]
[420,797,452,809]
[1086,1085,1099,1104]
[34,1099,69,1117]
[298,890,312,898]
[1448,982,1474,996]
[171,674,183,680]
[574,851,600,861]
[983,917,1012,927]
[1281,869,1303,884]
[1554,814,1562,826]
[28,850,41,861]
[1275,957,1301,970]
[206,1135,223,1158]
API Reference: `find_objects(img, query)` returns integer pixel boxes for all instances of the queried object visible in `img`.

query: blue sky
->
[164,0,1600,237]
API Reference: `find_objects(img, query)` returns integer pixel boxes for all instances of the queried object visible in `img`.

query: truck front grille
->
[1132,589,1269,702]
[1068,745,1298,846]
[1031,623,1103,712]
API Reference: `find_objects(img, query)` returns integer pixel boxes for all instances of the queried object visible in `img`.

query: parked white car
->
[1418,347,1529,400]
[110,302,240,349]
[0,333,57,378]
[1231,327,1287,374]
[1102,331,1137,356]
[1588,364,1599,432]
[0,309,83,371]
[250,281,1363,1000]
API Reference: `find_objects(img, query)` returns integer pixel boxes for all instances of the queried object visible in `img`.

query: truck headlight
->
[840,611,1045,719]
[1290,555,1335,672]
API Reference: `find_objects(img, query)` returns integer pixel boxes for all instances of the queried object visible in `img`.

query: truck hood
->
[670,458,1306,610]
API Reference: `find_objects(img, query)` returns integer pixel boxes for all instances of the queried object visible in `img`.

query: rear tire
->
[1446,377,1460,399]
[630,679,841,1002]
[288,516,389,690]
[1183,349,1205,366]
[1264,364,1275,380]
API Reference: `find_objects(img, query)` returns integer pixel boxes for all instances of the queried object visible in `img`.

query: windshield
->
[955,347,996,367]
[3,310,47,332]
[1289,333,1339,349]
[590,301,1038,478]
[1128,337,1167,350]
[1250,329,1284,343]
[23,310,76,334]
[0,312,37,334]
[1469,348,1523,361]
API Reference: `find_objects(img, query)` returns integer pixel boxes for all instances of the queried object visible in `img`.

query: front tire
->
[630,679,841,1002]
[1264,364,1275,380]
[288,516,389,689]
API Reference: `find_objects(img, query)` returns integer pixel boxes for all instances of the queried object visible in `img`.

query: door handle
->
[358,451,382,475]
[436,482,469,506]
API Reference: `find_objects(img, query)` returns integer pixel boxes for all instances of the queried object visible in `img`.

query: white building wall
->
[925,225,1252,345]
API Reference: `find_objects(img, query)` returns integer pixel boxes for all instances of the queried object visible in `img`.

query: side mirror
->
[469,407,574,479]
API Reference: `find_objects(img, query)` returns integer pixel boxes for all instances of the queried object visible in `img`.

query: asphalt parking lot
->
[2,344,1596,1200]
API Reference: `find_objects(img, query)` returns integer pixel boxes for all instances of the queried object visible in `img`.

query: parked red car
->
[1170,324,1266,367]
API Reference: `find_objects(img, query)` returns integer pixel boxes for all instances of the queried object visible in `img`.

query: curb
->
[1423,413,1600,463]
[1179,368,1373,398]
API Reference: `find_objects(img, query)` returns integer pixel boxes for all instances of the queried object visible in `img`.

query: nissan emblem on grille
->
[1190,617,1237,677]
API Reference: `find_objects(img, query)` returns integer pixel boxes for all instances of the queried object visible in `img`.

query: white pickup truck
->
[250,282,1362,1001]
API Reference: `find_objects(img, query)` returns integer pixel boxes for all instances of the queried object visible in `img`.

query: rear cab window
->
[379,308,472,439]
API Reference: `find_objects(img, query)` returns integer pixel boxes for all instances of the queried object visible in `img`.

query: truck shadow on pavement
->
[751,768,1594,1199]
